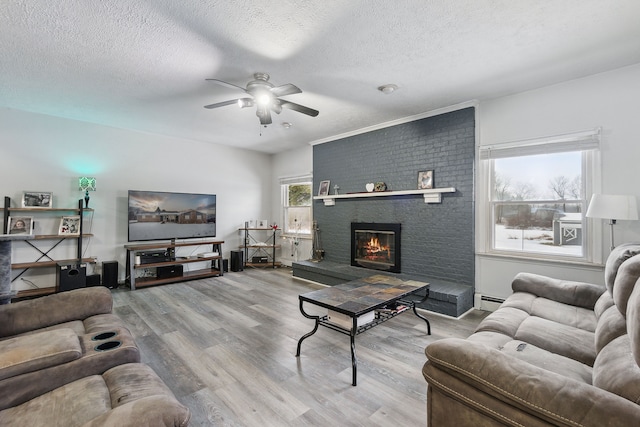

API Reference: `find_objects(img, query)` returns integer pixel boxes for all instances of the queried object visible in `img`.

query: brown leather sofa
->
[0,287,140,409]
[0,362,191,427]
[423,243,640,426]
[0,287,190,425]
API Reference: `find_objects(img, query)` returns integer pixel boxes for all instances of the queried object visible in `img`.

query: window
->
[480,129,600,261]
[281,177,312,236]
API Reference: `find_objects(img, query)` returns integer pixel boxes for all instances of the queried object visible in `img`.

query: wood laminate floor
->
[111,267,489,426]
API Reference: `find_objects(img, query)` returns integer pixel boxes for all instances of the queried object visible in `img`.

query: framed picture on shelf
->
[58,216,81,236]
[248,220,257,228]
[22,191,53,208]
[7,216,33,235]
[318,180,330,197]
[417,170,434,189]
[258,219,268,228]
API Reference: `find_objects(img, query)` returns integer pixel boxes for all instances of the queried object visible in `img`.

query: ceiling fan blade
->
[279,100,319,117]
[204,99,240,109]
[206,79,248,93]
[271,83,302,97]
[271,100,283,114]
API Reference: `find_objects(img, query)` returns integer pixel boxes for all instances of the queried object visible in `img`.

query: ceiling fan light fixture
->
[256,92,272,106]
[378,84,398,94]
[237,98,254,108]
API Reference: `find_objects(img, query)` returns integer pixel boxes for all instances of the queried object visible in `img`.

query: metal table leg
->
[400,289,431,335]
[350,316,357,386]
[295,299,320,357]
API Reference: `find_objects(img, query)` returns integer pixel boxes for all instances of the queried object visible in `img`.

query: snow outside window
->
[480,129,600,262]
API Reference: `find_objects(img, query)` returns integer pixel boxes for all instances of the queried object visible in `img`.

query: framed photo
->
[7,216,33,235]
[22,191,53,208]
[417,170,434,189]
[58,216,81,236]
[258,219,268,228]
[318,180,331,197]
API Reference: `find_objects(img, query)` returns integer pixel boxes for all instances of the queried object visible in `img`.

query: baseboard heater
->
[476,294,505,311]
[481,296,505,304]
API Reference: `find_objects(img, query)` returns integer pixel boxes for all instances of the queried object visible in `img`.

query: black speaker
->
[86,274,101,287]
[230,250,243,272]
[102,261,118,289]
[56,262,87,293]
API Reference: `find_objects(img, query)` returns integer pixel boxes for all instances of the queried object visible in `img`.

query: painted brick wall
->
[312,107,475,286]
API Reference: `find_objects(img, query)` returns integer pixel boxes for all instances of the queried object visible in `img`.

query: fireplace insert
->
[351,223,401,273]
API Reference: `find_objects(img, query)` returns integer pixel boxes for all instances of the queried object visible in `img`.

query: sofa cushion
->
[529,297,597,331]
[595,305,627,354]
[613,255,640,316]
[594,291,614,319]
[514,316,596,366]
[497,340,592,384]
[0,363,191,427]
[593,335,640,404]
[0,287,113,338]
[4,320,87,340]
[512,272,604,309]
[604,243,640,295]
[626,279,640,366]
[0,328,80,381]
[474,306,529,337]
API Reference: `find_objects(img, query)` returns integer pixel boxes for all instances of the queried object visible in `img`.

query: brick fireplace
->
[351,223,401,273]
[293,107,476,316]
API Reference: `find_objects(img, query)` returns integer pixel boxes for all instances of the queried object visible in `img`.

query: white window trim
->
[477,128,603,264]
[280,175,313,238]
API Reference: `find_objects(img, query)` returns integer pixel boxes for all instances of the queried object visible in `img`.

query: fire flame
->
[365,237,390,258]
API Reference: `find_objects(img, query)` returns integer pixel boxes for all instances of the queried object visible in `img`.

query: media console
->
[124,239,223,290]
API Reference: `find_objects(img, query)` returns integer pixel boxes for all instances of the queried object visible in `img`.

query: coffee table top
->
[299,274,429,316]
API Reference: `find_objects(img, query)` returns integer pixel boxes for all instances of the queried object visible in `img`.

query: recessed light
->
[282,122,292,129]
[378,84,398,94]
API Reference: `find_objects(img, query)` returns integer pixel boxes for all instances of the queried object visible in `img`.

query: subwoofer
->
[102,261,118,289]
[56,262,87,293]
[230,250,243,272]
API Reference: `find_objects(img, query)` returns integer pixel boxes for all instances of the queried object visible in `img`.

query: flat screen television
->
[128,190,216,242]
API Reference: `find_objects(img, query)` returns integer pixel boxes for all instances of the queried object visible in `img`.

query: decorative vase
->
[365,183,375,192]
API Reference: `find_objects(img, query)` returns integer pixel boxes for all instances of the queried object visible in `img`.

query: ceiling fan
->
[204,72,319,126]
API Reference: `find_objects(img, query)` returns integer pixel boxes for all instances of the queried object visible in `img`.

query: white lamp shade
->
[586,194,638,220]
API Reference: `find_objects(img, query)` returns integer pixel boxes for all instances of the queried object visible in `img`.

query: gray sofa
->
[0,287,191,425]
[423,243,640,426]
[0,362,191,427]
[0,287,140,409]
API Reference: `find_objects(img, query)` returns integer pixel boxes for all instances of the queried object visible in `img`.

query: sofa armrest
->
[512,272,604,309]
[424,338,640,426]
[0,287,113,338]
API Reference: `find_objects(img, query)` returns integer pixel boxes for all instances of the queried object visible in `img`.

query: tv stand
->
[125,240,223,290]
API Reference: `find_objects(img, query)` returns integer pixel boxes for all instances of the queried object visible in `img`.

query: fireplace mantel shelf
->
[313,187,456,206]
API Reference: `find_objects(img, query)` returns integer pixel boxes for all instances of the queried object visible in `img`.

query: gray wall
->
[313,107,475,286]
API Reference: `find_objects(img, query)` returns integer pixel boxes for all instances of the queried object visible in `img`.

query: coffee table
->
[295,274,430,386]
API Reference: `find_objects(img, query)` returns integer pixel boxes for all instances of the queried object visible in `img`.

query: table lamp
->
[79,177,96,208]
[586,194,638,250]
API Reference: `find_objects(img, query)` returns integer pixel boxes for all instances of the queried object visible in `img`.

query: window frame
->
[280,176,313,238]
[477,128,602,264]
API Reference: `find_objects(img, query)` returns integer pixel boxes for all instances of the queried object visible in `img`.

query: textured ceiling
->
[2,1,640,153]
